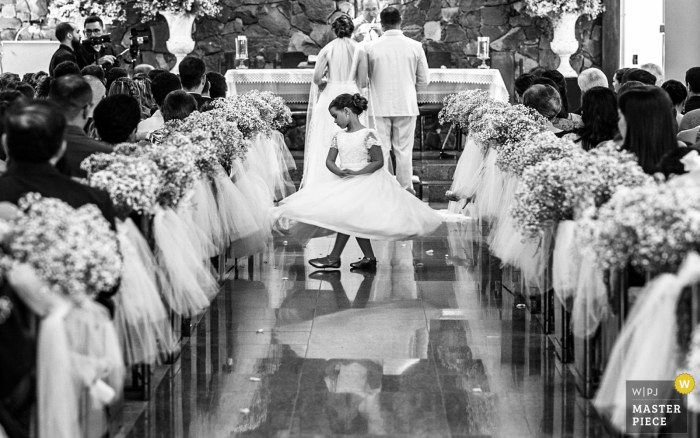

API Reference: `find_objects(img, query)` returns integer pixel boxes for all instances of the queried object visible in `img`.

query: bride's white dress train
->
[302,37,365,188]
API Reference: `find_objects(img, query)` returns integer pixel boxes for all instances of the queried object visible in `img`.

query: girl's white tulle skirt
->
[271,166,443,242]
[449,136,483,200]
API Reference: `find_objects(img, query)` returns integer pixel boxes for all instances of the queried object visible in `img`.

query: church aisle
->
[124,222,612,438]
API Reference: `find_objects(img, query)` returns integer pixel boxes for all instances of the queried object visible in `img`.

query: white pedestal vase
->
[550,12,580,78]
[160,11,196,73]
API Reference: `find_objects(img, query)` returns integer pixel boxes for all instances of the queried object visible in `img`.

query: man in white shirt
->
[137,71,181,134]
[356,6,430,194]
[353,0,383,43]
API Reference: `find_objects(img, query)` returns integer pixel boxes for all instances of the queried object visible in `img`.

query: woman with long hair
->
[566,86,618,150]
[618,86,678,174]
[302,14,364,188]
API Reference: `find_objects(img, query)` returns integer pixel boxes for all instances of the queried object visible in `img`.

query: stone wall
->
[2,0,602,80]
[184,0,603,78]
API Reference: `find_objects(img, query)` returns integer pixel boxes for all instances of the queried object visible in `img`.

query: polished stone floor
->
[124,220,613,438]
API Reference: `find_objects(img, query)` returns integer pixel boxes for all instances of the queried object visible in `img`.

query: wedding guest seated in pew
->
[621,68,657,86]
[523,84,564,133]
[0,100,116,227]
[514,73,535,104]
[81,64,105,84]
[179,56,210,109]
[617,80,645,97]
[641,62,664,86]
[563,86,618,150]
[574,67,608,114]
[6,82,34,101]
[93,94,141,145]
[205,71,227,99]
[53,60,81,79]
[531,76,581,130]
[661,79,688,129]
[612,67,629,93]
[137,71,181,135]
[49,74,112,178]
[617,86,679,174]
[161,90,197,122]
[83,75,106,139]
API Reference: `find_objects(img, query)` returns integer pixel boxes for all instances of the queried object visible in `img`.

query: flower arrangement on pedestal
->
[523,0,605,77]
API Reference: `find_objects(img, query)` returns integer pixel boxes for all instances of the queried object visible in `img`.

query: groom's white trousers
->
[373,115,417,190]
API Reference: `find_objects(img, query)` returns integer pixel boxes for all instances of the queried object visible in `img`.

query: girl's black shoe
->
[350,258,377,270]
[309,256,341,269]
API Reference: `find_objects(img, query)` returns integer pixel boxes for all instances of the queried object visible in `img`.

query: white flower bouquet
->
[209,96,269,139]
[3,193,121,302]
[82,153,162,218]
[242,90,293,131]
[496,131,581,176]
[511,146,650,240]
[470,104,547,154]
[114,142,198,209]
[163,112,249,170]
[577,180,700,274]
[438,90,495,131]
[524,0,604,18]
[155,130,220,179]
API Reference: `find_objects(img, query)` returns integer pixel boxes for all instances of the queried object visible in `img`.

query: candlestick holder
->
[477,36,490,69]
[235,35,248,70]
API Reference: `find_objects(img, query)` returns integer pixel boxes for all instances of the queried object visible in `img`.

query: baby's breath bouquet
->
[155,130,219,179]
[524,0,604,18]
[510,159,577,239]
[242,90,293,131]
[209,96,269,139]
[496,131,581,176]
[2,193,121,302]
[470,104,547,153]
[438,90,495,130]
[112,141,198,209]
[144,142,199,209]
[164,111,249,169]
[82,154,162,217]
[577,180,700,274]
[511,146,652,240]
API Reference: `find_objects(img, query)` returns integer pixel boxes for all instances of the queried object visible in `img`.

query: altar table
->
[225,68,509,104]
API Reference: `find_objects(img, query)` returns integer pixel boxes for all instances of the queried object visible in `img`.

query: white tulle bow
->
[681,150,700,173]
[593,252,700,431]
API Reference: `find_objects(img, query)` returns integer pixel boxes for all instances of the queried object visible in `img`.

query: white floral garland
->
[524,0,604,18]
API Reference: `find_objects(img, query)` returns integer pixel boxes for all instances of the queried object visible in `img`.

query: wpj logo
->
[625,376,694,435]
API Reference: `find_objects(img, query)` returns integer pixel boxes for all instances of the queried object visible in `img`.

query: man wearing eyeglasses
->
[76,16,119,71]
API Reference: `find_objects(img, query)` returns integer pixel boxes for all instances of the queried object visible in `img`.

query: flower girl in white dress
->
[271,94,442,269]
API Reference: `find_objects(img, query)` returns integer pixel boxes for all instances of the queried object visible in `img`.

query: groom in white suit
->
[356,6,430,194]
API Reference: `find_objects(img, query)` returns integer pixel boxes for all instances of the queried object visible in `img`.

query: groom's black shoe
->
[309,256,341,269]
[350,258,377,270]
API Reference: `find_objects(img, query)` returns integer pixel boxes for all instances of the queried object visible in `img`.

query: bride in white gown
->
[302,15,365,188]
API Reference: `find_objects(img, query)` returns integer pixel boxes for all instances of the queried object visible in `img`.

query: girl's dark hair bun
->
[351,93,368,112]
[328,93,369,115]
[332,14,355,39]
